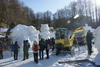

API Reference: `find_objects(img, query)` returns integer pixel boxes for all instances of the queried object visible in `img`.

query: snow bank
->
[93,26,100,53]
[84,24,95,34]
[10,24,55,52]
[40,24,50,40]
[9,24,39,54]
[28,26,40,43]
[0,28,8,32]
[82,24,100,65]
[49,27,55,39]
[40,24,55,40]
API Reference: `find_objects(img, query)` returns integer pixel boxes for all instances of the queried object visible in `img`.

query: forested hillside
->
[0,0,100,30]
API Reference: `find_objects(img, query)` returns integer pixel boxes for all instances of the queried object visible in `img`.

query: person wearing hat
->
[23,40,29,60]
[13,41,20,60]
[86,30,93,55]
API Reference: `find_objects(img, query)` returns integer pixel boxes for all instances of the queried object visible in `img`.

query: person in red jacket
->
[77,36,82,46]
[32,40,39,64]
[0,42,3,59]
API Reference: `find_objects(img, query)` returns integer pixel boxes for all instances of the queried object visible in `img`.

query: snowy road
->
[0,45,99,67]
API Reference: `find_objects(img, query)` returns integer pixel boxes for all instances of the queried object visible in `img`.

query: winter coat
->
[77,37,82,42]
[51,38,55,44]
[86,31,93,49]
[32,44,39,53]
[14,43,20,51]
[45,40,51,50]
[26,42,30,49]
[0,43,3,51]
[23,43,28,52]
[39,40,46,50]
[86,31,93,42]
[11,44,15,51]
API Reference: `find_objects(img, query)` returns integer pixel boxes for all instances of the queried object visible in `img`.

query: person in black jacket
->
[51,37,55,51]
[0,42,3,59]
[86,30,93,55]
[39,38,45,60]
[45,39,50,59]
[14,41,20,60]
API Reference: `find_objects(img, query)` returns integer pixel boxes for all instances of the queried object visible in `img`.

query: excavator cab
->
[55,28,68,39]
[55,28,74,48]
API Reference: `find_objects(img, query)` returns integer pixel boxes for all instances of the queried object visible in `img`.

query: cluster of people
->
[32,37,55,64]
[0,30,95,65]
[0,37,55,64]
[11,40,30,60]
[76,30,93,55]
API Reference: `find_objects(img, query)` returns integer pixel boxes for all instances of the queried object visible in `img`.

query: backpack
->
[34,44,38,51]
[47,44,50,50]
[11,44,15,51]
[77,37,82,42]
[27,43,30,48]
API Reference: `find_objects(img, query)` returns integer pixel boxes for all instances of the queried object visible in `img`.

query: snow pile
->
[58,45,98,67]
[93,26,100,53]
[0,28,8,32]
[28,26,40,43]
[84,25,100,65]
[0,28,8,37]
[9,24,40,53]
[84,24,95,34]
[40,24,50,40]
[49,27,55,39]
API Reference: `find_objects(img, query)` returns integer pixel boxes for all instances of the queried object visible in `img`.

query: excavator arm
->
[66,27,85,47]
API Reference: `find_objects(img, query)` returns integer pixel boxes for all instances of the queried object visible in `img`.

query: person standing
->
[32,40,39,64]
[11,43,15,56]
[0,42,3,59]
[26,40,30,59]
[39,38,45,60]
[51,37,55,51]
[45,39,50,59]
[13,41,20,60]
[23,40,29,60]
[86,30,93,55]
[77,36,82,46]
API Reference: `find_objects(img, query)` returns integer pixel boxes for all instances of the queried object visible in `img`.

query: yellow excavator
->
[54,27,86,55]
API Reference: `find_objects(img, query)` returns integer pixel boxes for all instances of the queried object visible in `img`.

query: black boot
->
[26,57,28,59]
[42,58,43,60]
[22,58,25,61]
[39,56,41,60]
[46,57,49,59]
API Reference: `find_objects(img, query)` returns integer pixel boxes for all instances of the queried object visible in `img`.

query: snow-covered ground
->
[0,45,99,67]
